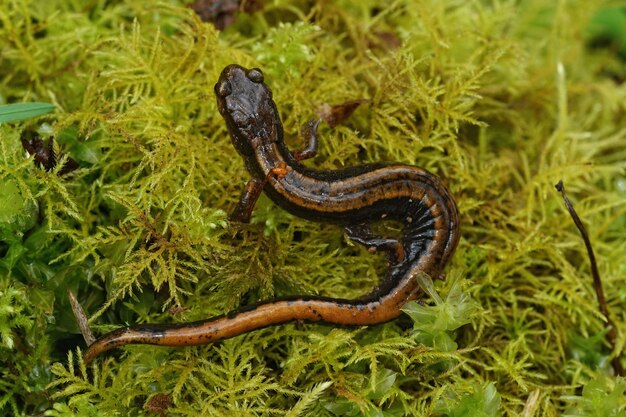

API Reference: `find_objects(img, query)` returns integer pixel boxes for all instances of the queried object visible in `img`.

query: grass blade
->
[0,102,55,123]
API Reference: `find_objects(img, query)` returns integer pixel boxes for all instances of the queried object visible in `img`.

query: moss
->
[1,0,625,415]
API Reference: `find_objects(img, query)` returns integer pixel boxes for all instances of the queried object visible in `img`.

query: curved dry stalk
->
[555,180,624,376]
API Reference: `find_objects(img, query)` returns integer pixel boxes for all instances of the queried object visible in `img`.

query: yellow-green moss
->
[1,0,625,415]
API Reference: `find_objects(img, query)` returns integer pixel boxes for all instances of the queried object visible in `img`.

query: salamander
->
[82,64,460,365]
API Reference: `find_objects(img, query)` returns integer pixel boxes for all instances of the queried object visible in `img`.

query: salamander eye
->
[247,68,264,83]
[216,80,232,97]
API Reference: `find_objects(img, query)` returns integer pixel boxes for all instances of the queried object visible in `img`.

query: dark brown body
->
[83,65,460,365]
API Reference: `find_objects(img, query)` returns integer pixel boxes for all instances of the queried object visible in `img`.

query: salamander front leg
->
[344,224,405,264]
[291,119,321,161]
[230,177,265,223]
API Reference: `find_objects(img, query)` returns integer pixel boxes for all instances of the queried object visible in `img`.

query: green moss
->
[1,0,625,415]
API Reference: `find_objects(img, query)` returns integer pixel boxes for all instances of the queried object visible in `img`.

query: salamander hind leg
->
[344,223,405,264]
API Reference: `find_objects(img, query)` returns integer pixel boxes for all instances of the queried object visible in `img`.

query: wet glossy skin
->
[82,64,460,365]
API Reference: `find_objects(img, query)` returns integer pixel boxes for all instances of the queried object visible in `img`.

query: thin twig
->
[68,289,95,346]
[555,180,624,376]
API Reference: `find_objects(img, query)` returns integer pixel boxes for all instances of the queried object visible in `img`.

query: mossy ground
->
[1,1,625,416]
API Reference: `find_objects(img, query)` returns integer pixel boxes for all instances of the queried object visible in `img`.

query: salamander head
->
[215,64,281,156]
